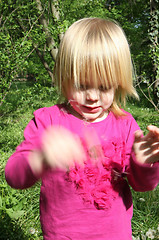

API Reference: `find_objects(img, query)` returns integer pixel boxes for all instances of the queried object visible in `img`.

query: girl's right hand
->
[41,126,85,170]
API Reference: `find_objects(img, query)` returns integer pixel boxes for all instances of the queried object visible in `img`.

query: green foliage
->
[0,82,59,239]
[0,0,55,104]
[131,188,159,239]
[0,0,158,108]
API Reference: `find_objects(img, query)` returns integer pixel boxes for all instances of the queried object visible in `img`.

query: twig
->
[19,12,44,48]
[137,78,159,112]
[1,7,20,31]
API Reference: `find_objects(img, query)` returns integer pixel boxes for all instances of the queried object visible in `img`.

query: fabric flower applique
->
[66,138,126,210]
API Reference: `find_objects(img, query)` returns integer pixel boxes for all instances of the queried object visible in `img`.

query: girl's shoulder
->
[33,104,64,118]
[110,109,136,123]
[23,105,65,139]
[109,109,140,131]
[32,104,68,127]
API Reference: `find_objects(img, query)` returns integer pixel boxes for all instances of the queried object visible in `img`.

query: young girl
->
[5,18,159,240]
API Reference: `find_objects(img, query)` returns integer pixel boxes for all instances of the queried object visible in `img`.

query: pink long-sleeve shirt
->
[5,104,159,240]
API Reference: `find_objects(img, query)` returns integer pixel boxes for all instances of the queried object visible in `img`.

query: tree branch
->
[17,19,54,82]
[49,0,64,41]
[35,0,58,61]
[35,47,55,82]
[136,77,159,112]
[50,0,60,20]
[19,11,44,48]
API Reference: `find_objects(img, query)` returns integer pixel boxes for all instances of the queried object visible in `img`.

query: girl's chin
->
[81,111,107,122]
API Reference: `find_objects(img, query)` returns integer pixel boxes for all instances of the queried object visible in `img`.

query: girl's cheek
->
[77,92,85,102]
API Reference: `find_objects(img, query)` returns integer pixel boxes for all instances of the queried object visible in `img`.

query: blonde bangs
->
[55,18,138,115]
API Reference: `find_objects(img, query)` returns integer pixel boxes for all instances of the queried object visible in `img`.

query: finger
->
[42,126,86,168]
[144,151,159,164]
[141,142,159,155]
[142,125,159,141]
[147,125,159,140]
[137,125,159,144]
[55,134,84,168]
[147,125,159,133]
[54,131,85,167]
[148,141,159,151]
[134,130,143,143]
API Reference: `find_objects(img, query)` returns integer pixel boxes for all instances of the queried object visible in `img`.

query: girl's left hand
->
[133,125,159,164]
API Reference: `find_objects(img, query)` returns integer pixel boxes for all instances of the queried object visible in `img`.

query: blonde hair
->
[55,17,138,116]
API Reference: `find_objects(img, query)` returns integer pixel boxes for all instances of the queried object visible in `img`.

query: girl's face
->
[67,85,115,122]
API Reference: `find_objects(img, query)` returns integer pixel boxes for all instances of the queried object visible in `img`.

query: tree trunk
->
[149,0,159,102]
[35,0,58,61]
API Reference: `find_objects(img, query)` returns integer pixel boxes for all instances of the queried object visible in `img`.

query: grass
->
[0,81,159,239]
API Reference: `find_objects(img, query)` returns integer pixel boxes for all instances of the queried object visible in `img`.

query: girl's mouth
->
[81,105,101,113]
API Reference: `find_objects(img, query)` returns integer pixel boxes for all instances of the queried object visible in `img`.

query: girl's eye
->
[80,84,85,90]
[99,85,107,91]
[79,84,89,90]
[98,85,112,92]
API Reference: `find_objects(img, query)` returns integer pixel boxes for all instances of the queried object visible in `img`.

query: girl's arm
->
[5,107,85,189]
[5,143,42,189]
[127,125,159,191]
[5,108,49,189]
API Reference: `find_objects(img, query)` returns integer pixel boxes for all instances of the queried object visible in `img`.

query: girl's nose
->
[86,89,99,101]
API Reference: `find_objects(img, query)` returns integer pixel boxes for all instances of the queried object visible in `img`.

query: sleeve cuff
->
[127,151,159,191]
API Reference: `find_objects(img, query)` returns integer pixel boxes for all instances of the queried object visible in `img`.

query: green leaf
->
[6,208,25,220]
[0,195,2,208]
